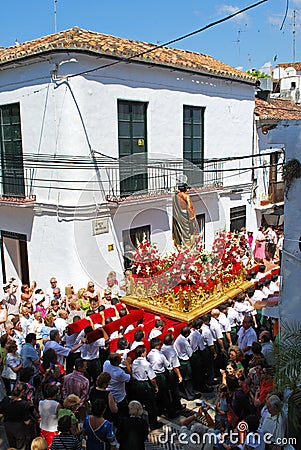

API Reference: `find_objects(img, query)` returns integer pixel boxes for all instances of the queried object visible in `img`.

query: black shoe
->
[150,422,164,430]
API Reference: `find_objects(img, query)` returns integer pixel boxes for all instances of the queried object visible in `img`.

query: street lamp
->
[263,205,284,227]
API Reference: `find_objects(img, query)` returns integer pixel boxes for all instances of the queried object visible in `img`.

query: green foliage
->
[283,158,301,197]
[276,320,301,435]
[246,69,271,78]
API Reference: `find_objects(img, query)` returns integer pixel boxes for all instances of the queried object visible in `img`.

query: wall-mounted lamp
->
[51,58,78,80]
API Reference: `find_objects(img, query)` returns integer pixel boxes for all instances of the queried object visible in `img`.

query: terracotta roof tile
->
[277,62,301,71]
[0,26,255,83]
[255,97,301,120]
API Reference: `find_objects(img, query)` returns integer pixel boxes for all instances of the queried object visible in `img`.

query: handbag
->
[1,364,14,379]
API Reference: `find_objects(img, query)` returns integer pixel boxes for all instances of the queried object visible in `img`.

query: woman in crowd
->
[253,226,266,264]
[41,314,57,345]
[89,372,118,423]
[77,287,91,313]
[5,339,22,391]
[31,437,48,450]
[228,345,244,369]
[220,361,237,384]
[0,381,31,450]
[117,400,149,450]
[21,281,36,304]
[226,374,255,426]
[58,394,81,435]
[39,383,61,448]
[51,415,82,450]
[83,399,117,450]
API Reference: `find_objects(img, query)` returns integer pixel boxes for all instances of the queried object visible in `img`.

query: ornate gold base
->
[122,274,253,322]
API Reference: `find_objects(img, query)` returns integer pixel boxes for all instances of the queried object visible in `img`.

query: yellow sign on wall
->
[137,138,144,146]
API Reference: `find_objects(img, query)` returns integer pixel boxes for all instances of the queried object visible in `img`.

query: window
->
[1,231,29,285]
[118,100,148,196]
[0,103,25,198]
[196,213,205,247]
[183,105,205,187]
[122,225,151,270]
[230,206,246,232]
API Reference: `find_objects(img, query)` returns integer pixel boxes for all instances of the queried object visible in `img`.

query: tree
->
[246,69,271,78]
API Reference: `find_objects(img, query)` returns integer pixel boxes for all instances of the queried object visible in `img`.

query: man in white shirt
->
[20,305,33,338]
[148,319,165,340]
[260,395,287,447]
[259,331,275,366]
[131,345,162,430]
[103,352,131,418]
[161,333,184,413]
[218,304,232,349]
[79,325,109,385]
[201,315,216,386]
[44,329,85,366]
[54,309,68,334]
[269,274,280,294]
[45,277,62,308]
[251,282,267,302]
[174,326,195,400]
[147,337,174,417]
[266,226,278,262]
[237,317,257,366]
[227,300,241,344]
[234,292,255,323]
[188,318,213,393]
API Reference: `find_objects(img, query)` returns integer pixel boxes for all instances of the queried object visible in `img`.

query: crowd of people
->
[239,225,283,266]
[0,257,286,450]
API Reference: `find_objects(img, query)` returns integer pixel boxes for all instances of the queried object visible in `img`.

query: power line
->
[67,0,268,80]
[0,163,282,192]
[13,149,283,167]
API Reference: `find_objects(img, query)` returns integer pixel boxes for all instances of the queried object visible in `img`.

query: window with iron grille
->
[183,105,205,187]
[230,206,246,232]
[122,225,151,270]
[0,103,25,198]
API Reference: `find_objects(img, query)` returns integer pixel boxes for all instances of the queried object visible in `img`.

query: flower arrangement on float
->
[130,230,244,298]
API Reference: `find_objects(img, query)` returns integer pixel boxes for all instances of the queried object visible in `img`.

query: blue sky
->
[1,0,301,73]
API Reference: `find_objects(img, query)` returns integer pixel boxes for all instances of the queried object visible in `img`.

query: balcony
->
[105,159,224,202]
[0,169,36,205]
[268,180,284,204]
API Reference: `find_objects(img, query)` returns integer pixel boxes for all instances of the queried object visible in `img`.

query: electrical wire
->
[0,164,282,192]
[2,149,283,168]
[67,0,268,80]
[280,0,290,31]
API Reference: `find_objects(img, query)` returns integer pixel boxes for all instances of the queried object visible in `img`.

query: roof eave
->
[0,47,257,86]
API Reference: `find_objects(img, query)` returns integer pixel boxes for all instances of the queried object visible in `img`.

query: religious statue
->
[172,182,198,247]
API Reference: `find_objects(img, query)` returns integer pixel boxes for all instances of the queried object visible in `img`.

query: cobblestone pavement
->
[145,389,218,450]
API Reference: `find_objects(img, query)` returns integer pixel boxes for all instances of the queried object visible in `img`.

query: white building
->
[0,27,260,291]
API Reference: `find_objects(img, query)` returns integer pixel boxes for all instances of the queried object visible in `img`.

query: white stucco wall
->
[261,120,301,323]
[0,51,257,290]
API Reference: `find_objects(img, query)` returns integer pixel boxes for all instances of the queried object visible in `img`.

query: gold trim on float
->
[122,276,254,322]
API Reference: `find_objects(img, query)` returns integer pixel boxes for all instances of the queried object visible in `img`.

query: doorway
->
[0,231,29,285]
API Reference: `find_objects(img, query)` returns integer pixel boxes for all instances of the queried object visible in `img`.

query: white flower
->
[136,265,141,274]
